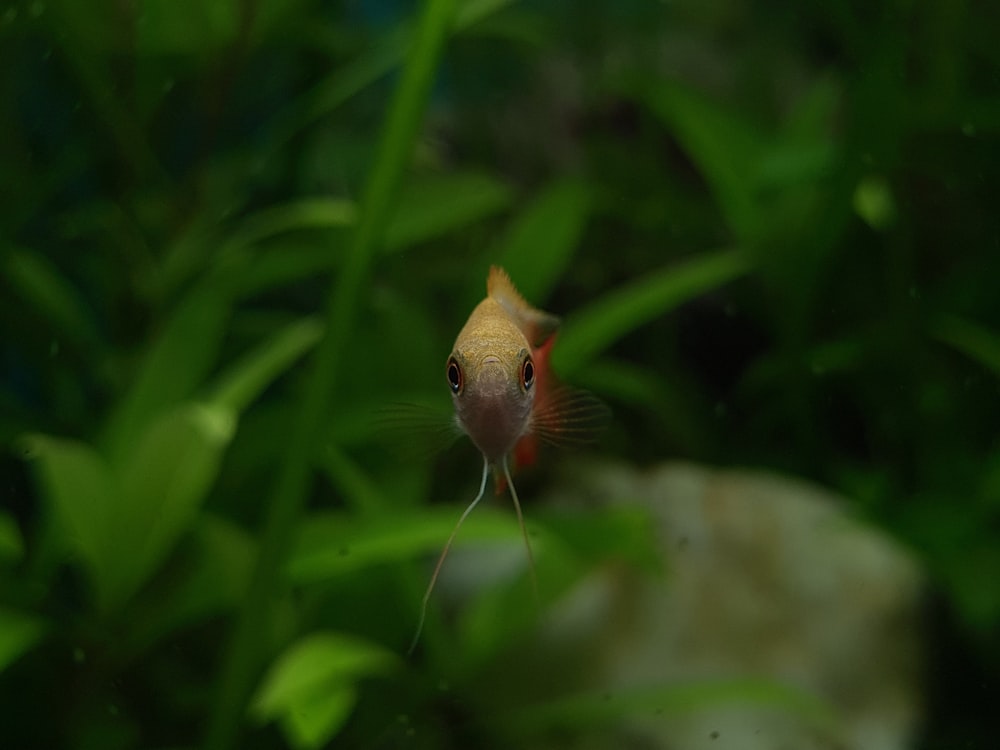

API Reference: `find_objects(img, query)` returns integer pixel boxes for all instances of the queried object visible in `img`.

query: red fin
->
[530,334,610,448]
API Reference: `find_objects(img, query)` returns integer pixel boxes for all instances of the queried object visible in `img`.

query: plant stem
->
[200,1,458,747]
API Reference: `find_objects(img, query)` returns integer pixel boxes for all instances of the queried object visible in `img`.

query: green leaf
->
[252,632,396,749]
[0,511,24,565]
[279,684,357,750]
[227,198,357,251]
[103,285,233,462]
[208,316,324,413]
[287,507,526,585]
[126,514,256,654]
[112,403,235,610]
[137,0,240,54]
[270,0,516,144]
[383,171,514,252]
[495,180,593,302]
[2,248,100,350]
[552,250,753,375]
[631,78,766,240]
[853,176,896,231]
[24,434,119,600]
[931,314,1000,376]
[232,244,341,298]
[0,609,48,674]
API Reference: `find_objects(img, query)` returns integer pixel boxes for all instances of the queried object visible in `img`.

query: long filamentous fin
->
[408,456,491,656]
[503,455,539,606]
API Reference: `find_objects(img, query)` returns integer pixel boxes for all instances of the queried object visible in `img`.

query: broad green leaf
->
[384,171,514,252]
[208,316,324,413]
[252,632,396,748]
[126,514,255,654]
[629,78,766,241]
[103,285,233,462]
[279,684,357,750]
[2,248,100,350]
[931,314,1000,376]
[552,250,753,375]
[0,609,48,673]
[24,434,118,600]
[287,507,526,584]
[496,180,593,302]
[0,511,23,565]
[112,403,235,610]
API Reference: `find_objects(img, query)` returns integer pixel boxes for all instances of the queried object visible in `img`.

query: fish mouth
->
[481,355,502,366]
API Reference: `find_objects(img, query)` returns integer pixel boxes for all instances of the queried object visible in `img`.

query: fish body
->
[408,266,606,654]
[448,267,559,476]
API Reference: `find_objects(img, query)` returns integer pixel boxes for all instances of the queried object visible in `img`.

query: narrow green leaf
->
[0,511,23,565]
[629,78,766,240]
[208,317,324,413]
[552,250,752,375]
[271,0,516,145]
[2,248,100,350]
[136,0,239,54]
[496,180,593,302]
[383,171,513,252]
[228,198,357,250]
[232,244,341,298]
[0,609,48,673]
[931,314,1000,376]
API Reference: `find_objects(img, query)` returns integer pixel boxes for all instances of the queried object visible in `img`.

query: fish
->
[408,266,608,654]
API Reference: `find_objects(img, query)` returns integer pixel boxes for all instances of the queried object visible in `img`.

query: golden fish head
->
[447,346,536,464]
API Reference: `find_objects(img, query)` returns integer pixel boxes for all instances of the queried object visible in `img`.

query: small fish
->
[409,266,607,654]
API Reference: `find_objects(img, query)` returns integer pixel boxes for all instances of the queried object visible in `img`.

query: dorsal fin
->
[487,266,560,347]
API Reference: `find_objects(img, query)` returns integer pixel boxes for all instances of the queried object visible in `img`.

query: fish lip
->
[481,355,501,366]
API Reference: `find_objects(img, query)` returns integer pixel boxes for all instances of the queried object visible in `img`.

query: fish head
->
[448,319,536,465]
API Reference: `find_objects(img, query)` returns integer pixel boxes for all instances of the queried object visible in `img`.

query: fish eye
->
[446,357,463,394]
[522,356,534,390]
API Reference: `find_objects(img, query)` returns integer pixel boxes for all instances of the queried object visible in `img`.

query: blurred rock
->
[513,461,923,750]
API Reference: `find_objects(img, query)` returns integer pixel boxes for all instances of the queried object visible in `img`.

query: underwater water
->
[1,1,997,748]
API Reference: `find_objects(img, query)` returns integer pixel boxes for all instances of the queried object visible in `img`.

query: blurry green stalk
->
[201,0,459,747]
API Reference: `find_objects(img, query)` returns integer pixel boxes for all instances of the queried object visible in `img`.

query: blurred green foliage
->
[1,0,998,748]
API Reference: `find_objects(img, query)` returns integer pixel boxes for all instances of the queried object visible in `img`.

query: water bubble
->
[29,2,45,18]
[3,7,17,24]
[962,123,976,137]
